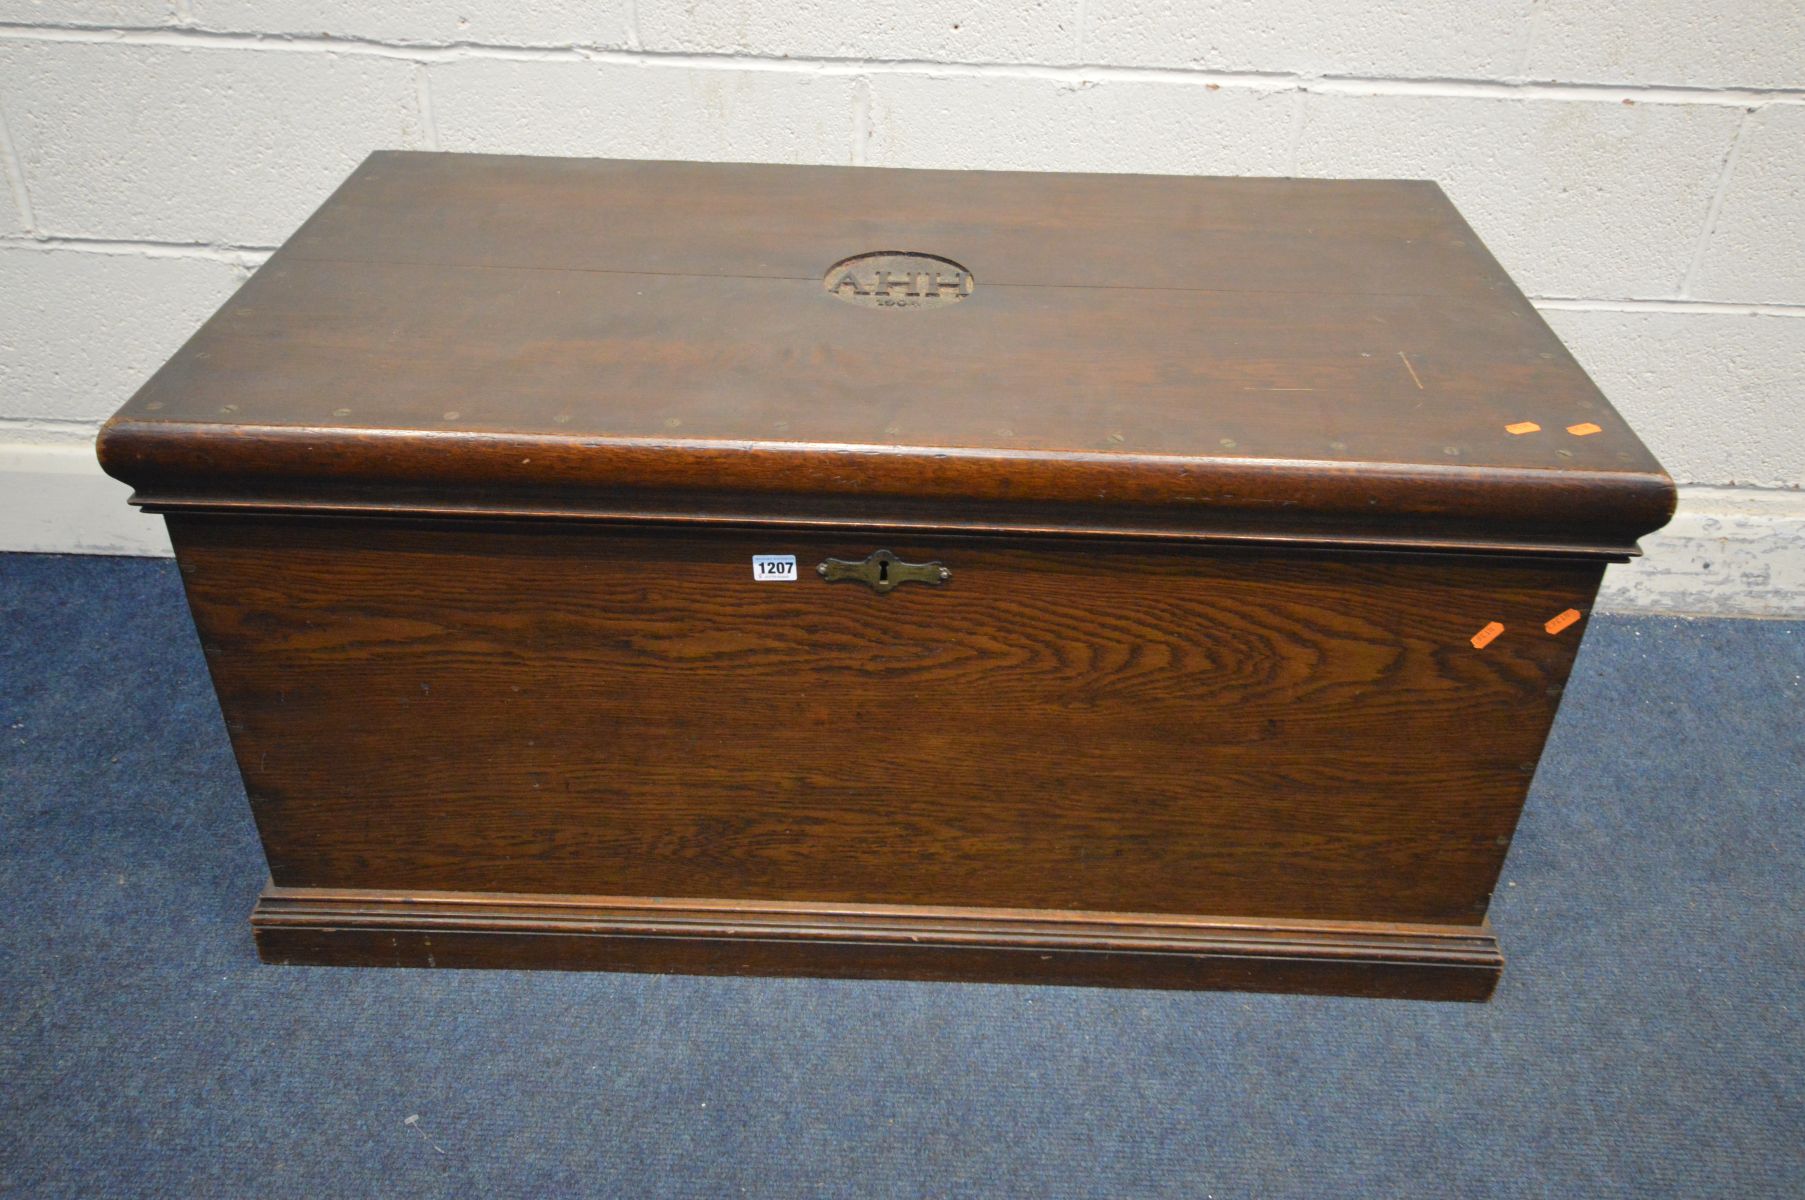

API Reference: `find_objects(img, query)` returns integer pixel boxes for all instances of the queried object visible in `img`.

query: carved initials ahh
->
[823,252,975,308]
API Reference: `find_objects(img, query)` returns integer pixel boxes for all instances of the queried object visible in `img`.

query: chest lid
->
[99,152,1673,557]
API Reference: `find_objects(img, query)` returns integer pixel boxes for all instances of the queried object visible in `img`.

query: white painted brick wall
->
[1691,105,1805,304]
[431,60,857,163]
[1082,0,1533,78]
[1544,308,1805,488]
[0,245,244,424]
[187,1,633,50]
[0,156,21,232]
[0,1,174,26]
[866,74,1293,174]
[0,41,425,245]
[0,2,1800,612]
[1292,91,1742,298]
[639,1,1077,64]
[1526,0,1805,90]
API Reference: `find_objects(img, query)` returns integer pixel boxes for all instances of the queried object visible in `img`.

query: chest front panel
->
[172,515,1599,926]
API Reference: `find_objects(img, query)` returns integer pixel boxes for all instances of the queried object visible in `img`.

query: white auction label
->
[751,554,798,582]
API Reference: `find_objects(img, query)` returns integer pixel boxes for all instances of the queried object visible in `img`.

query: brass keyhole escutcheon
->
[816,549,951,594]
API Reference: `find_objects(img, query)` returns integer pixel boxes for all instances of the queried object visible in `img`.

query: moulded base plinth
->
[252,886,1502,1002]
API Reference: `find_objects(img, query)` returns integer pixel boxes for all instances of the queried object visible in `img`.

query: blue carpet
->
[0,552,1799,1199]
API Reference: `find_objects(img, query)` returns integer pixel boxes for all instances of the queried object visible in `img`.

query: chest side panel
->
[172,516,1600,925]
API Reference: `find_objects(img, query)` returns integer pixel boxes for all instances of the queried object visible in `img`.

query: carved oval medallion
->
[822,252,974,310]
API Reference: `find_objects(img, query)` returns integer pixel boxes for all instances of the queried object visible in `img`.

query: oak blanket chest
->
[98,152,1674,1000]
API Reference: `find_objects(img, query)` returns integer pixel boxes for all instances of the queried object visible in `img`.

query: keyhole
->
[878,560,889,583]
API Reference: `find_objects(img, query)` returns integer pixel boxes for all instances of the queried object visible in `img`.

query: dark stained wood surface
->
[104,154,1663,996]
[100,153,1673,556]
[252,887,1504,1001]
[174,514,1599,926]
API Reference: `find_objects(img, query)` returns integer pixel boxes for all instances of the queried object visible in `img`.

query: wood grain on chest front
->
[172,516,1599,928]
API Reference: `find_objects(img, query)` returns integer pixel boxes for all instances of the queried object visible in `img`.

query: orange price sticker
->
[1545,608,1583,635]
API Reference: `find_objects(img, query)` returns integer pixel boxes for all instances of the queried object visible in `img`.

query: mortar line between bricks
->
[0,96,35,233]
[1679,107,1755,298]
[1513,0,1545,81]
[850,77,872,166]
[0,416,105,433]
[1530,296,1805,317]
[0,234,274,263]
[1,23,1803,106]
[414,65,440,151]
[1284,87,1310,174]
[623,0,642,53]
